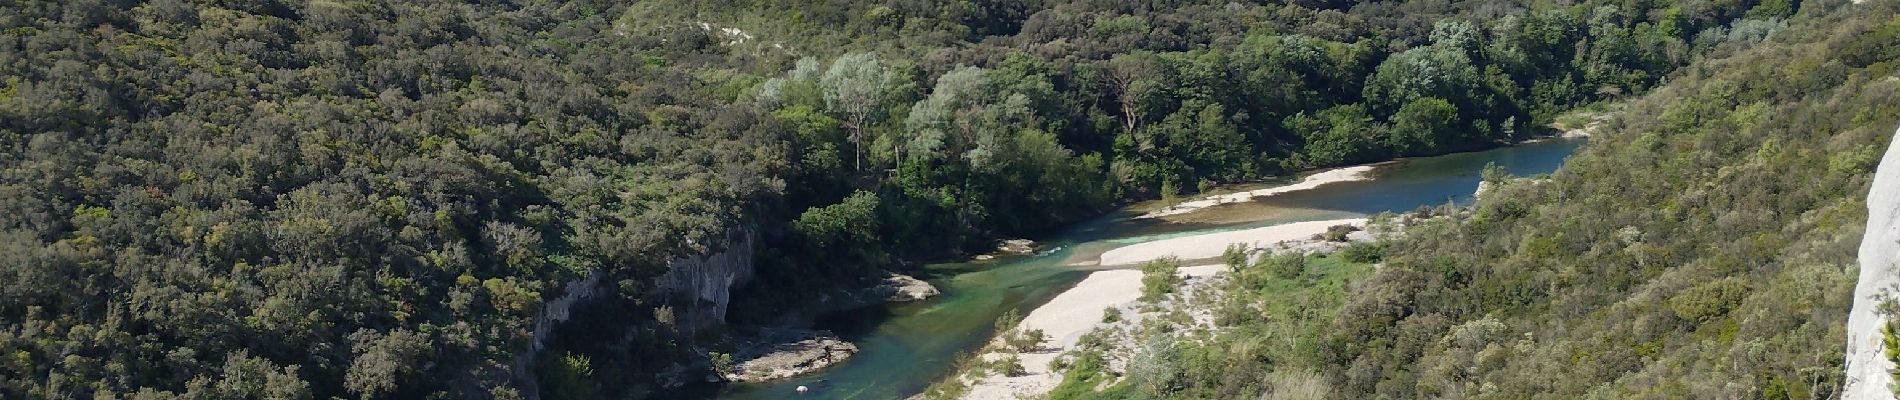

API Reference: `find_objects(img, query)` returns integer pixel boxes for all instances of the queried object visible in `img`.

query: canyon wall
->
[1845,124,1900,400]
[654,229,757,333]
[513,229,758,397]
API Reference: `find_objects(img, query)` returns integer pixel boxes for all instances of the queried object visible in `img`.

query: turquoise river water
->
[706,138,1587,399]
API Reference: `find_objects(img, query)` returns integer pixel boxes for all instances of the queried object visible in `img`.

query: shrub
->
[708,352,735,377]
[1007,329,1047,352]
[997,354,1028,377]
[1323,224,1360,242]
[1341,242,1387,263]
[1260,251,1307,280]
[1223,243,1253,273]
[996,308,1023,332]
[1667,278,1749,322]
[1260,369,1331,400]
[1141,257,1185,302]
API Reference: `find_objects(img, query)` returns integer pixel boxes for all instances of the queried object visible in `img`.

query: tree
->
[794,191,884,274]
[822,53,898,171]
[344,329,429,397]
[905,66,996,165]
[1129,333,1183,396]
[1387,97,1460,155]
[1103,52,1167,136]
[1287,104,1383,167]
[1362,46,1482,115]
[1157,101,1252,182]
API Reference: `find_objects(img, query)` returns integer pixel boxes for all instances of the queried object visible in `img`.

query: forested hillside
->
[0,0,1810,398]
[1043,0,1900,398]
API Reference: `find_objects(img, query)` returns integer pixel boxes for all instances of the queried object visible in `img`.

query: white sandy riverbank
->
[1095,218,1368,267]
[956,216,1369,399]
[1139,166,1375,219]
[959,264,1226,399]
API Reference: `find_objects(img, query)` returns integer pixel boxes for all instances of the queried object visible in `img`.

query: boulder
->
[721,329,859,382]
[873,273,941,302]
[998,239,1036,255]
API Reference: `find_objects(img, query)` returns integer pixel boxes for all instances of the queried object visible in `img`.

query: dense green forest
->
[0,0,1830,398]
[1047,0,1900,398]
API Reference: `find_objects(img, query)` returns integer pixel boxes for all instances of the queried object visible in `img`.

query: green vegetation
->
[1258,251,1309,281]
[1140,257,1185,302]
[1052,0,1900,398]
[1886,323,1900,390]
[1006,328,1048,353]
[1340,241,1387,264]
[0,0,1858,397]
[1051,253,1377,399]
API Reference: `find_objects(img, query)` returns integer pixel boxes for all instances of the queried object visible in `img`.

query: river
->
[707,137,1587,399]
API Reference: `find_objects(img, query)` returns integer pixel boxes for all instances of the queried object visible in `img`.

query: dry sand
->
[1096,218,1368,267]
[958,216,1365,399]
[1139,166,1375,219]
[960,265,1226,399]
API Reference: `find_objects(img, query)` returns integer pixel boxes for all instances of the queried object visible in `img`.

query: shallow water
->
[703,138,1587,399]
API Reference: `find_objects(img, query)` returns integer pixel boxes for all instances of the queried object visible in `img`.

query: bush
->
[1223,243,1253,273]
[1323,224,1360,242]
[1141,257,1184,302]
[1480,161,1510,183]
[996,308,1023,332]
[997,354,1029,377]
[1260,369,1331,400]
[1102,306,1123,323]
[1214,296,1261,326]
[1259,252,1307,280]
[708,352,735,377]
[1007,329,1047,352]
[1667,278,1749,322]
[1341,242,1387,263]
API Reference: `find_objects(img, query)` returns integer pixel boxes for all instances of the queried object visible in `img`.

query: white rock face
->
[1845,125,1900,400]
[873,272,940,302]
[656,230,757,333]
[531,271,605,353]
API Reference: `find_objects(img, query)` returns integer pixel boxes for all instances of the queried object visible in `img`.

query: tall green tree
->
[822,53,898,171]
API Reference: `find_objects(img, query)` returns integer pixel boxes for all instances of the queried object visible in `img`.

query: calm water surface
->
[705,138,1587,399]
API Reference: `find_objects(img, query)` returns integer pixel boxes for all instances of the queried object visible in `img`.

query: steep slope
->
[1845,125,1900,399]
[1042,1,1900,398]
[1307,3,1900,397]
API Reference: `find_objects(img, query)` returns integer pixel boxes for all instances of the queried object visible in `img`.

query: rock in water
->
[720,329,859,382]
[874,272,940,302]
[998,239,1036,254]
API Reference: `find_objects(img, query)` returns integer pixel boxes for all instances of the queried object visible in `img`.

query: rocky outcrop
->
[512,271,609,398]
[656,230,757,334]
[512,229,757,397]
[1845,125,1900,400]
[816,271,941,312]
[720,329,858,382]
[869,272,940,302]
[530,272,606,354]
[998,239,1036,255]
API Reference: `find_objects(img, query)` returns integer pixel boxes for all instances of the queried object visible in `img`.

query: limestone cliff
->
[1846,124,1900,400]
[530,271,606,354]
[655,229,757,334]
[512,229,757,397]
